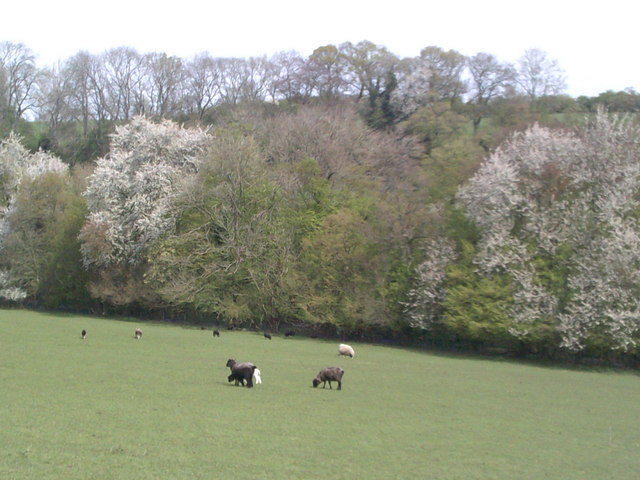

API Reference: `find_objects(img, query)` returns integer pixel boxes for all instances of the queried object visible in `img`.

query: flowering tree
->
[404,239,456,331]
[80,116,210,268]
[455,112,640,352]
[0,133,69,300]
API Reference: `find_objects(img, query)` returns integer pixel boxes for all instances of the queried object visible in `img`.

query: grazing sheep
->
[263,331,272,340]
[226,359,257,388]
[338,343,355,358]
[81,329,87,340]
[213,330,220,337]
[134,328,143,339]
[284,330,295,338]
[312,367,344,390]
[253,368,262,385]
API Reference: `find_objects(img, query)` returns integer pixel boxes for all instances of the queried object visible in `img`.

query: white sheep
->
[253,368,262,385]
[338,343,355,358]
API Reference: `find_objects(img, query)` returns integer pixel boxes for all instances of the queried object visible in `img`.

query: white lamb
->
[338,343,355,358]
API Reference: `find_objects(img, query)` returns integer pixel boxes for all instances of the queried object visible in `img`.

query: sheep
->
[253,368,262,385]
[134,328,143,339]
[312,367,344,390]
[284,330,295,338]
[81,329,87,340]
[226,359,257,388]
[213,330,220,337]
[263,332,272,340]
[338,343,355,358]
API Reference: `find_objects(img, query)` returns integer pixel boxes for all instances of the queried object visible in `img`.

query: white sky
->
[3,0,638,97]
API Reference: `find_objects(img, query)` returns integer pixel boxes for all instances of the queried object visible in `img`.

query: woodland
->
[2,40,640,364]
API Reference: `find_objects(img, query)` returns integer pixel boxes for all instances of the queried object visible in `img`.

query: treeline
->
[2,40,640,365]
[2,39,640,163]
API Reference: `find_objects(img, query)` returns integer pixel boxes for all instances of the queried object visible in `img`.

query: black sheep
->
[226,359,257,388]
[81,329,87,340]
[264,332,272,340]
[213,330,220,337]
[284,330,295,338]
[312,367,344,390]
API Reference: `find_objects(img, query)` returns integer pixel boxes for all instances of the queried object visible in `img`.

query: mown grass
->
[1,309,639,479]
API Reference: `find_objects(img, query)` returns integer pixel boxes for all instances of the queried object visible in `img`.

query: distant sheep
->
[226,358,257,388]
[338,343,354,358]
[134,328,143,339]
[213,330,220,337]
[253,368,262,385]
[312,367,344,390]
[264,332,272,340]
[81,329,87,340]
[284,330,295,338]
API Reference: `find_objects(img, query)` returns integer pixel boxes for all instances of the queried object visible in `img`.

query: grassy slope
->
[1,309,638,480]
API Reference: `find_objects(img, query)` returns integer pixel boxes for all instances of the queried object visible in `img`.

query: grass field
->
[1,309,639,479]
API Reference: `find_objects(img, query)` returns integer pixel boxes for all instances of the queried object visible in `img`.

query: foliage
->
[3,40,640,359]
[455,112,640,353]
[3,172,90,306]
[80,116,210,268]
[147,126,297,327]
[0,133,70,301]
[578,88,640,112]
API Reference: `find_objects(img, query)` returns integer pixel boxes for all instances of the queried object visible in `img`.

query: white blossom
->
[0,270,26,301]
[81,116,210,267]
[0,134,67,301]
[404,239,456,330]
[457,112,640,350]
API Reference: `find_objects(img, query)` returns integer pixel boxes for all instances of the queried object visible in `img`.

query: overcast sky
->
[4,0,637,97]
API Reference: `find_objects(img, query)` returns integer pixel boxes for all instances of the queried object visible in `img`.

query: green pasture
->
[1,309,639,479]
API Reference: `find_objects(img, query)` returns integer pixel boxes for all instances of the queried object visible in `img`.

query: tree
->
[401,101,468,154]
[516,48,566,101]
[390,47,466,120]
[268,51,312,101]
[577,89,640,113]
[80,116,210,269]
[148,126,297,327]
[36,64,71,148]
[3,170,91,307]
[456,112,640,353]
[466,52,515,131]
[418,46,467,104]
[142,53,186,118]
[0,133,70,301]
[255,102,421,189]
[339,41,399,128]
[184,53,222,119]
[61,51,95,136]
[101,47,145,121]
[306,45,348,99]
[0,42,39,127]
[404,238,456,331]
